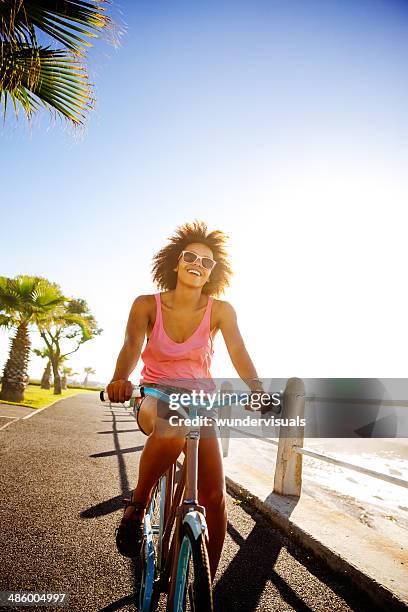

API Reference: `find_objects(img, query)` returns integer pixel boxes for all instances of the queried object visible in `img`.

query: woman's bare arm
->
[108,295,150,402]
[218,301,264,392]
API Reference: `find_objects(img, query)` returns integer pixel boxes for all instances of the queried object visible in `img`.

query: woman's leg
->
[126,401,227,580]
[124,397,188,519]
[197,424,227,582]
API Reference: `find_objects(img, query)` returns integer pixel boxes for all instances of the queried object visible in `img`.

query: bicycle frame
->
[160,405,208,607]
[129,391,208,610]
[103,384,282,610]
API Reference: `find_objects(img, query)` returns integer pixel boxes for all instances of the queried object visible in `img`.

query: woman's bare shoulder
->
[132,293,156,304]
[212,297,234,309]
[211,298,236,324]
[129,294,157,317]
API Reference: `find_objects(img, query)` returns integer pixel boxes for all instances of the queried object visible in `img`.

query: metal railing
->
[223,377,408,496]
[294,445,408,489]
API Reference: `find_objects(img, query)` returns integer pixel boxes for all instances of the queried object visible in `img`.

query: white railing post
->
[219,381,233,458]
[273,377,306,496]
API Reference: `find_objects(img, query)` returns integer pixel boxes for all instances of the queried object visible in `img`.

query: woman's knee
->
[199,483,226,510]
[137,396,156,436]
[148,420,187,452]
[138,397,189,439]
[153,416,190,440]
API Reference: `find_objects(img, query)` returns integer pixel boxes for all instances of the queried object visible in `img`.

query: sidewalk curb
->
[225,475,408,612]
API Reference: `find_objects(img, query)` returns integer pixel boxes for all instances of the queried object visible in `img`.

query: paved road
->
[0,394,383,612]
[0,403,34,432]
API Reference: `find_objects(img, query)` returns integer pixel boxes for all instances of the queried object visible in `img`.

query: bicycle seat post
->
[183,403,201,508]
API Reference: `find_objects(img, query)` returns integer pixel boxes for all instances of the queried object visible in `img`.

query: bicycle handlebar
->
[99,387,142,402]
[100,385,174,404]
[100,385,282,414]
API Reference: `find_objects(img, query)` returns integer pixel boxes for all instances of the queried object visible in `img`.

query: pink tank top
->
[140,293,216,391]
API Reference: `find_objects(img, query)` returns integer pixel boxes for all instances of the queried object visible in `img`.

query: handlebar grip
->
[100,386,143,403]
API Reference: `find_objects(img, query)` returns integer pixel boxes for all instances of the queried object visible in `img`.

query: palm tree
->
[0,276,65,402]
[83,366,96,387]
[61,366,78,390]
[0,1,113,125]
[33,346,53,389]
[37,298,101,394]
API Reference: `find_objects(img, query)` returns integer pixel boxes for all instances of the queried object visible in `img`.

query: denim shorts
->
[134,381,218,437]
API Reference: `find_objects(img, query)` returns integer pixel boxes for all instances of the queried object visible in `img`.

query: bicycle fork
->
[166,426,209,608]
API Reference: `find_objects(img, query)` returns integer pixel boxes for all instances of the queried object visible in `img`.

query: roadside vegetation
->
[0,275,102,403]
[0,383,98,410]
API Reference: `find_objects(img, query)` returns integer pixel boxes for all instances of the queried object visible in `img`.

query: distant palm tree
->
[83,366,96,387]
[0,276,65,402]
[33,347,53,389]
[61,366,78,390]
[37,298,102,394]
[0,1,113,125]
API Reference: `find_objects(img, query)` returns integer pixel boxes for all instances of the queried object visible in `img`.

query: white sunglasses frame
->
[178,250,217,271]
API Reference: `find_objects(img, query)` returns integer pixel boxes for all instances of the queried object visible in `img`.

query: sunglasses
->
[178,250,217,271]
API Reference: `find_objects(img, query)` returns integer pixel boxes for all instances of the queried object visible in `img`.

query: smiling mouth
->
[187,268,202,277]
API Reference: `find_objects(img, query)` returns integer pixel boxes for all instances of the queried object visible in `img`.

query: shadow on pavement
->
[213,504,383,612]
[97,429,139,434]
[97,555,144,612]
[83,407,142,520]
[90,445,144,458]
[214,519,314,612]
[81,492,135,518]
[101,419,136,423]
[97,593,136,611]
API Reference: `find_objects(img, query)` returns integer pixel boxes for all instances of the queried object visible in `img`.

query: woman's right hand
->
[106,379,133,403]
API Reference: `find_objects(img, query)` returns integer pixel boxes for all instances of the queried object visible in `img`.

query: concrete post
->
[273,377,306,496]
[219,381,233,458]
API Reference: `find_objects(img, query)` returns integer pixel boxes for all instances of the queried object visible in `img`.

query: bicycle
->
[100,384,282,611]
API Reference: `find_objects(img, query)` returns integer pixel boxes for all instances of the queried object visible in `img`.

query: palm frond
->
[0,275,65,321]
[31,278,67,311]
[0,313,16,328]
[0,43,93,123]
[0,0,110,55]
[56,312,93,341]
[0,276,24,310]
[0,0,114,125]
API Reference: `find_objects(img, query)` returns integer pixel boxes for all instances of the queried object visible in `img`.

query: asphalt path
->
[0,394,383,612]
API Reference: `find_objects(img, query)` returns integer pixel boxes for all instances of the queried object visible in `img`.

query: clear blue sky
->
[1,0,407,383]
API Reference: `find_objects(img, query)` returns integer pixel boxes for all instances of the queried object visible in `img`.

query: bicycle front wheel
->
[172,522,213,612]
[139,475,165,612]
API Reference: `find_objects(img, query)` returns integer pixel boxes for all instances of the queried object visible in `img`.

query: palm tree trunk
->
[83,375,89,387]
[0,321,30,403]
[61,375,67,391]
[40,360,52,390]
[51,357,62,395]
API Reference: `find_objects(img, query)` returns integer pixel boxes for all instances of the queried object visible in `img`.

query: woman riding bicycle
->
[107,220,264,582]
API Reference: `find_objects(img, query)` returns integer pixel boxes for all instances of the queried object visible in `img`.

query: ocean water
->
[300,438,408,535]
